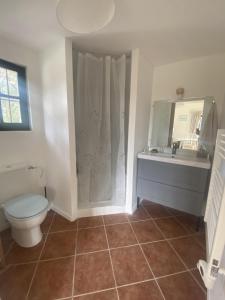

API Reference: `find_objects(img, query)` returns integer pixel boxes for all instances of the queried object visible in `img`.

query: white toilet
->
[3,194,50,248]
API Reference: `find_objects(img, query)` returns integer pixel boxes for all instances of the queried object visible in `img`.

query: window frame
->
[0,58,30,131]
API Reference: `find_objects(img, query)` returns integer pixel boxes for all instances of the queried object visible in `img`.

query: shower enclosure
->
[74,51,130,209]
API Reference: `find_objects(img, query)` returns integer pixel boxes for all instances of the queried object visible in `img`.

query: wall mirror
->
[149,97,214,151]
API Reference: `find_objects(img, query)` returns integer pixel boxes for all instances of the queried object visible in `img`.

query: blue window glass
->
[0,59,30,131]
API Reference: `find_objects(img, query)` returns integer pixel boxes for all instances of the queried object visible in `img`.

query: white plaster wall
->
[126,49,153,213]
[221,100,225,129]
[151,54,225,300]
[152,53,225,128]
[41,38,77,221]
[0,36,45,230]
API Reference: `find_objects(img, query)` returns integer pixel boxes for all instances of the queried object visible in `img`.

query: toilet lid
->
[4,194,49,219]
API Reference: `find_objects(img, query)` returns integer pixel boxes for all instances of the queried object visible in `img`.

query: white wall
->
[0,36,45,230]
[152,53,225,128]
[152,53,225,300]
[126,49,153,213]
[41,38,77,221]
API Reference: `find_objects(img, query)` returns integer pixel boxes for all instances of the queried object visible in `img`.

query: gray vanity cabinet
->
[137,158,210,216]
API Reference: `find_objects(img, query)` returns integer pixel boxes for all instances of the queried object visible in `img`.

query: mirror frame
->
[148,96,215,149]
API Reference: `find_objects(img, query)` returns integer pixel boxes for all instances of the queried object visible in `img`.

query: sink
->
[138,151,211,169]
[149,152,176,158]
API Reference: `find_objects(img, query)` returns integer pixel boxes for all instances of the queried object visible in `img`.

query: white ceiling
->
[1,0,225,65]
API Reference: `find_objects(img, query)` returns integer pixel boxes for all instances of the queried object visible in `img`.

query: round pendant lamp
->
[56,0,115,34]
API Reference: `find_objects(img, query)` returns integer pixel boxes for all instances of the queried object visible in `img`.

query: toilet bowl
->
[3,194,50,248]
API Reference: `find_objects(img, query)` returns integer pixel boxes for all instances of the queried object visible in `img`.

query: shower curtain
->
[75,52,126,207]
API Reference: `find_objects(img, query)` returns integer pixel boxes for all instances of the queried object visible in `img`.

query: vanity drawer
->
[137,158,209,193]
[137,178,205,216]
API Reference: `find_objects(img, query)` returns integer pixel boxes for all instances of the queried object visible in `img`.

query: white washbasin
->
[138,151,211,169]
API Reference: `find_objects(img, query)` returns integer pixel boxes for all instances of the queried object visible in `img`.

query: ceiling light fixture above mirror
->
[56,0,115,34]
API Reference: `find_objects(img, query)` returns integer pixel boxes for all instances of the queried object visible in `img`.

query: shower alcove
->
[73,50,131,212]
[42,40,153,220]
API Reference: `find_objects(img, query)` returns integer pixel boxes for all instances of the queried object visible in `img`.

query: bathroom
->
[0,1,225,299]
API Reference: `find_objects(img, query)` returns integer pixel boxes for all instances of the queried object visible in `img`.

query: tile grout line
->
[5,232,205,267]
[25,211,56,299]
[42,211,203,300]
[168,239,207,295]
[172,213,199,236]
[72,218,78,297]
[160,206,207,294]
[5,215,206,266]
[102,216,120,300]
[72,287,117,299]
[172,213,208,251]
[161,204,208,285]
[3,240,15,261]
[144,204,205,294]
[16,212,203,234]
[127,216,166,300]
[11,255,75,266]
[6,223,205,266]
[55,267,202,300]
[141,204,207,295]
[142,204,188,265]
[54,211,205,300]
[141,203,192,297]
[164,205,207,250]
[4,210,205,299]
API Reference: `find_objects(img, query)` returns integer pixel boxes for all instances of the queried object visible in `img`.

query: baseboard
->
[77,205,125,218]
[52,204,75,222]
[52,204,127,220]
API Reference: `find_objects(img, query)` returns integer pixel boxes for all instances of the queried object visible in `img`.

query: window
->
[172,100,204,150]
[0,59,30,130]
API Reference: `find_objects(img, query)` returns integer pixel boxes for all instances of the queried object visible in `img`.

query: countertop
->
[137,152,211,169]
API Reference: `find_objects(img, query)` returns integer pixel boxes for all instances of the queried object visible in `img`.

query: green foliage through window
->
[0,59,30,131]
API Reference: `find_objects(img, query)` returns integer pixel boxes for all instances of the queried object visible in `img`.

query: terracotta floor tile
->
[166,207,185,216]
[106,223,137,248]
[155,217,187,238]
[192,269,206,291]
[170,236,206,268]
[103,213,128,225]
[77,227,108,254]
[128,207,150,221]
[50,214,77,232]
[194,232,206,249]
[41,210,55,233]
[74,251,115,294]
[74,289,117,299]
[0,228,13,253]
[157,271,206,300]
[175,214,199,233]
[0,263,35,300]
[78,216,103,229]
[0,241,4,269]
[142,241,185,277]
[111,245,152,286]
[0,204,208,300]
[6,238,45,264]
[131,220,163,243]
[143,203,172,219]
[28,257,74,299]
[41,231,76,259]
[118,280,163,300]
[141,199,156,206]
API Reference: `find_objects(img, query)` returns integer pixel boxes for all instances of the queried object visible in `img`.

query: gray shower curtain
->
[75,52,126,208]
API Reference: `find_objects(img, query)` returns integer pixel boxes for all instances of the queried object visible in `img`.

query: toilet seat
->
[4,194,49,219]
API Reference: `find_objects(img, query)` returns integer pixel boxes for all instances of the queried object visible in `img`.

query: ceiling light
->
[56,0,115,34]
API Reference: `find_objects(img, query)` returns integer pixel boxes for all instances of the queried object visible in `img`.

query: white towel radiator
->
[198,129,225,289]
